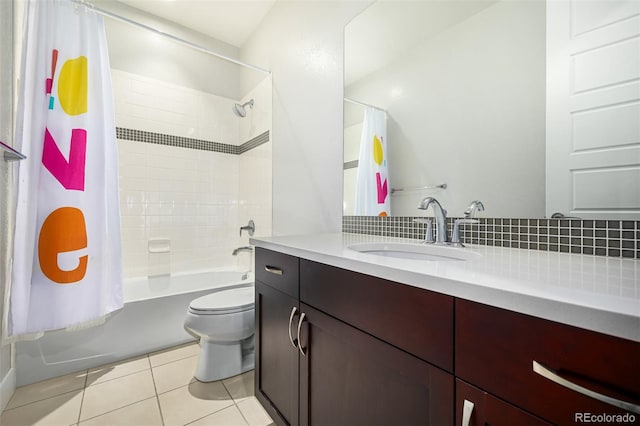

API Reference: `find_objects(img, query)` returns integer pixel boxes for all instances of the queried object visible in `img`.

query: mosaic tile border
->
[116,127,270,155]
[343,216,640,259]
[239,131,270,154]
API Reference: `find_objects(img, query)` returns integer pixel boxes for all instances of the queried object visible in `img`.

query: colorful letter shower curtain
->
[355,107,389,216]
[6,0,123,339]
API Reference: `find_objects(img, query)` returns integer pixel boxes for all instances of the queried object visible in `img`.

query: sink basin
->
[347,242,481,261]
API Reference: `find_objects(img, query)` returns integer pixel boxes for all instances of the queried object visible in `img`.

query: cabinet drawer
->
[456,299,640,424]
[255,247,299,298]
[300,259,454,372]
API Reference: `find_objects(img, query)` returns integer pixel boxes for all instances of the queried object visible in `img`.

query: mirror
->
[344,0,639,219]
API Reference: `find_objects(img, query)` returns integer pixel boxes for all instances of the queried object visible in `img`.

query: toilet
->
[184,286,255,382]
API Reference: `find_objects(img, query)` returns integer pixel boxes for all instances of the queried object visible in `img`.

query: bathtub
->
[15,270,253,386]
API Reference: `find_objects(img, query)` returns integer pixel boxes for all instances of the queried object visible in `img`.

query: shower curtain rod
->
[344,97,387,114]
[70,0,271,75]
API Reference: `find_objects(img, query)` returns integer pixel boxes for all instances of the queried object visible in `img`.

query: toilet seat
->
[188,287,254,315]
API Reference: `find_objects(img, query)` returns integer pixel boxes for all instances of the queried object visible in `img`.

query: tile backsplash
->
[343,216,640,259]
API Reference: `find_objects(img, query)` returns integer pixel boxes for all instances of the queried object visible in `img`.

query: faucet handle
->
[464,200,485,218]
[413,218,434,243]
[451,218,479,247]
[240,219,255,237]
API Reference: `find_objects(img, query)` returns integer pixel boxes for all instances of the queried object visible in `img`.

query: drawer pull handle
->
[297,313,307,356]
[264,265,283,275]
[532,361,640,414]
[461,400,475,426]
[288,306,299,349]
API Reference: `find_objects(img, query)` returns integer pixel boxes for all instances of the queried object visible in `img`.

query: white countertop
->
[250,233,640,342]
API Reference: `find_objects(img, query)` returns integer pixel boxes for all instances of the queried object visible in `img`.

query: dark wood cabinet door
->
[456,379,551,426]
[255,281,299,426]
[298,303,454,426]
[456,299,640,425]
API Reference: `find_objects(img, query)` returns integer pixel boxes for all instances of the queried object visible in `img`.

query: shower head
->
[232,99,254,118]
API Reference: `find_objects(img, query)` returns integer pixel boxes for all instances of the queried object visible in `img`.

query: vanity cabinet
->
[455,379,551,426]
[255,248,455,425]
[256,246,640,425]
[456,299,640,425]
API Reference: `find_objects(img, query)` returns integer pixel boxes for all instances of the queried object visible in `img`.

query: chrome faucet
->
[417,197,448,244]
[232,246,253,256]
[464,200,485,218]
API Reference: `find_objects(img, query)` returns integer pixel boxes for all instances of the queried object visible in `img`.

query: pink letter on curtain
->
[376,172,388,204]
[42,127,87,191]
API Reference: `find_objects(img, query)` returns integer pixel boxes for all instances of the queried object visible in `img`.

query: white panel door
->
[546,0,640,219]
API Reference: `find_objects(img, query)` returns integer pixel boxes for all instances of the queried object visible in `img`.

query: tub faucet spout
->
[232,246,253,256]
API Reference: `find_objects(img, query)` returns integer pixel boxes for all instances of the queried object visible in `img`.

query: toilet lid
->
[189,287,254,314]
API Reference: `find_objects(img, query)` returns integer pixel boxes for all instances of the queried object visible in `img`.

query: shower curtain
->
[355,107,389,216]
[5,0,123,340]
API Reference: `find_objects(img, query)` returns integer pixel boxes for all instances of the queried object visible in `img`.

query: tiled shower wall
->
[114,70,271,278]
[343,216,640,259]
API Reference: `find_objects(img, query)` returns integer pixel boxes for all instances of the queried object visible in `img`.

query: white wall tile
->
[114,66,272,279]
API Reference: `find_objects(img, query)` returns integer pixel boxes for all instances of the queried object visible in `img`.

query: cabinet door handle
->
[287,306,299,349]
[532,361,640,414]
[264,265,283,275]
[461,399,475,426]
[296,313,307,356]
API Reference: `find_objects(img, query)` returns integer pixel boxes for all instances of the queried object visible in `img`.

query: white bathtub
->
[15,270,253,386]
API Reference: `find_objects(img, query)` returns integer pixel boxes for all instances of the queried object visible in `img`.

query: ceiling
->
[117,0,276,48]
[115,0,498,85]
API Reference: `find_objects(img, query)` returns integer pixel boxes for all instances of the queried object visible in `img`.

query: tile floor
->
[1,342,274,426]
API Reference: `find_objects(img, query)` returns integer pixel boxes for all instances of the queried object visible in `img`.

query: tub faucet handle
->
[240,219,255,237]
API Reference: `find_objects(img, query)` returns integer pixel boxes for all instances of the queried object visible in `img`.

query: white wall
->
[240,1,371,235]
[0,0,16,413]
[345,1,546,218]
[343,120,362,215]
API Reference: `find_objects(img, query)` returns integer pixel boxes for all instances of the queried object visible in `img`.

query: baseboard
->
[0,367,16,414]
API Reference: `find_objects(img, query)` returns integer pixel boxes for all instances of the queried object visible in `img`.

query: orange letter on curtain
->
[38,207,88,284]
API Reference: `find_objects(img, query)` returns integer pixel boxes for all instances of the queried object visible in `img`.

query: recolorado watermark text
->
[575,412,636,423]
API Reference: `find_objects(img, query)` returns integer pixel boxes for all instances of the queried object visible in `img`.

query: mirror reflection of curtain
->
[355,107,389,216]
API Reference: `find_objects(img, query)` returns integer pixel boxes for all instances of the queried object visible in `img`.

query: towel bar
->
[391,184,447,194]
[1,140,26,161]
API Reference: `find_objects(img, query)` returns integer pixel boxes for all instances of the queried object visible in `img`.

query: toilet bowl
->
[184,286,255,382]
